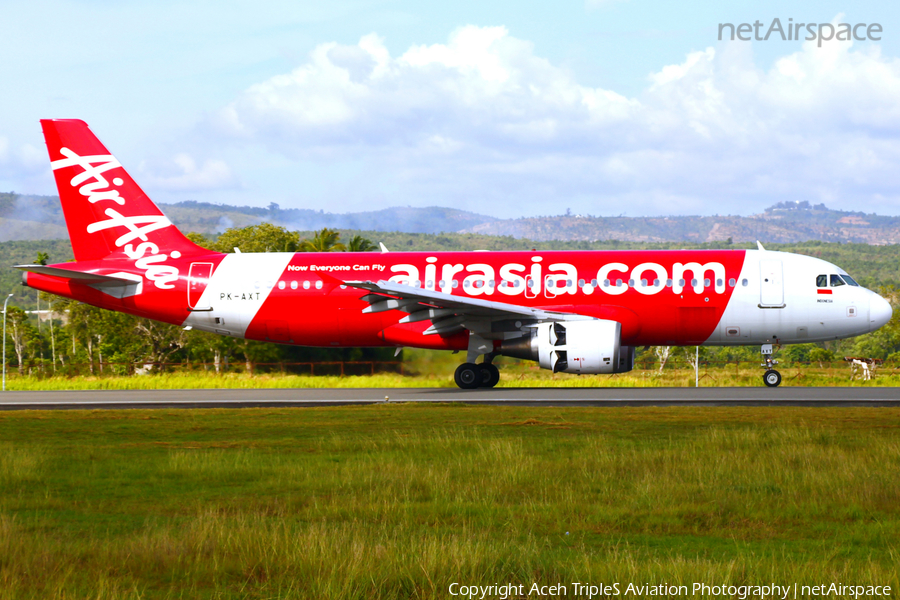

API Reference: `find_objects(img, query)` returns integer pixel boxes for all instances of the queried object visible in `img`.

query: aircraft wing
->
[346,279,591,336]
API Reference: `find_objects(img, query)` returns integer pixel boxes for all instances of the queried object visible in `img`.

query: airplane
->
[15,119,894,389]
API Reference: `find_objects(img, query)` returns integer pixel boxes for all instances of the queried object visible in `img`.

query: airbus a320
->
[17,120,893,388]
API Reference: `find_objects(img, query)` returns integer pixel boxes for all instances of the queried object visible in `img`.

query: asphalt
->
[0,387,898,410]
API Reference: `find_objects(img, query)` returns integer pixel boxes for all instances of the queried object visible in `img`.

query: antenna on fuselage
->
[379,242,389,253]
[756,241,766,251]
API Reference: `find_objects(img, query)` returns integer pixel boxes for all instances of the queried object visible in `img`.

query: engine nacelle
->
[499,320,634,375]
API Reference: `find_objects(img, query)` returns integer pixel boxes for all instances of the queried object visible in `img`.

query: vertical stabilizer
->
[40,119,205,262]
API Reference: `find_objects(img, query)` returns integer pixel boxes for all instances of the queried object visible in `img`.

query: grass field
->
[6,366,899,390]
[0,405,899,599]
[7,348,900,391]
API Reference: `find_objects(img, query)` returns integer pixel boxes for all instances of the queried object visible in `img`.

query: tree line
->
[3,226,394,377]
[3,225,900,378]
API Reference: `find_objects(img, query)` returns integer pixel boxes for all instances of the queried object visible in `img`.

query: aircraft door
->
[188,262,214,310]
[759,259,785,308]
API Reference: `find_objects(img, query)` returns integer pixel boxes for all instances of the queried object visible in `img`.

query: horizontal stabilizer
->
[15,264,144,298]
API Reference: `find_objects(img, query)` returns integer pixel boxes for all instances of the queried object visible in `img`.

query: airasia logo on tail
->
[51,147,180,290]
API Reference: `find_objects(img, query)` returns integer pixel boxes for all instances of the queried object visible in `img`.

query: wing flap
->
[346,280,591,323]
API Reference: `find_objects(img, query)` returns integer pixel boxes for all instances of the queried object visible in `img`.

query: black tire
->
[454,363,480,389]
[763,369,782,388]
[479,364,500,388]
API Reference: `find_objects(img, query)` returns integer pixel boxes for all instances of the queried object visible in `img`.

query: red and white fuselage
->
[19,120,893,386]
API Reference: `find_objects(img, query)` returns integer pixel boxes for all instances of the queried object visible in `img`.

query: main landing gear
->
[760,344,782,387]
[454,360,500,389]
[454,333,501,389]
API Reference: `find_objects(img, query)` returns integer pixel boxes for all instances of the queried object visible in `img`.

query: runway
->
[0,387,898,410]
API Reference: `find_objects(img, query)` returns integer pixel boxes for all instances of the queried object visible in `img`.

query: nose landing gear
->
[763,369,782,387]
[760,344,782,387]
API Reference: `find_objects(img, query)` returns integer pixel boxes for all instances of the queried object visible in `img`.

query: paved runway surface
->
[0,387,899,410]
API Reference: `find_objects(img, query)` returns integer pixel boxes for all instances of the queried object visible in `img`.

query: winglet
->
[379,242,389,253]
[315,270,347,288]
[756,241,766,251]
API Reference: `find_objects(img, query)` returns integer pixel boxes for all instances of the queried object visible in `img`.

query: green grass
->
[6,363,900,390]
[0,406,899,598]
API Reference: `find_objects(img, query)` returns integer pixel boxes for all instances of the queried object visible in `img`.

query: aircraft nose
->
[869,293,893,332]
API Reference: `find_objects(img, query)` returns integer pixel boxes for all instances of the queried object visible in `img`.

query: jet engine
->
[498,320,634,374]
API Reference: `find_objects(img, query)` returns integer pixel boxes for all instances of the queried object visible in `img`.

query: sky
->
[1,0,899,218]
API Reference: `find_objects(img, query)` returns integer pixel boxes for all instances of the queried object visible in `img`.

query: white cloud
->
[139,154,237,193]
[215,26,638,150]
[212,25,900,215]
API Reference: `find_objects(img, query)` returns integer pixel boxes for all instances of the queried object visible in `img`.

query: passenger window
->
[816,275,827,287]
[830,274,845,287]
[728,278,735,287]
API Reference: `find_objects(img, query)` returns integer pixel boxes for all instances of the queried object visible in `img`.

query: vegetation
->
[1,227,397,378]
[3,224,900,385]
[0,406,898,598]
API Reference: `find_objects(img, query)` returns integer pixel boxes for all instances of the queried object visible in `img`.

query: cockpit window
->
[830,274,846,287]
[816,275,827,288]
[842,275,860,287]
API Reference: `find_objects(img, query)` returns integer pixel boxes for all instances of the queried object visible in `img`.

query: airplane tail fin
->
[40,119,207,262]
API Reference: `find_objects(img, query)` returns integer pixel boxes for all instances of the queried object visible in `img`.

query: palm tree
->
[299,228,346,252]
[346,235,376,252]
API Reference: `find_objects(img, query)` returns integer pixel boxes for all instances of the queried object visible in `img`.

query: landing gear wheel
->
[479,364,500,388]
[763,369,782,388]
[454,363,481,389]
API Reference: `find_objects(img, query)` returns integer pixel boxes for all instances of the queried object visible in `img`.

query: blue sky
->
[1,0,899,218]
